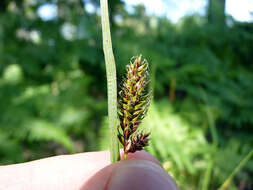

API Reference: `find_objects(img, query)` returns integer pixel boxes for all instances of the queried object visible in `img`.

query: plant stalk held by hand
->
[100,0,120,163]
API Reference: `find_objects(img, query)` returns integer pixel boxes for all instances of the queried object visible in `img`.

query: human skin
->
[0,150,178,190]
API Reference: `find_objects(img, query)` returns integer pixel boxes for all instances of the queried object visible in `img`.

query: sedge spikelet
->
[118,55,152,158]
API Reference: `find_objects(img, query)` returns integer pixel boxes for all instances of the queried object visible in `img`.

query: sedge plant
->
[100,0,151,163]
[118,56,152,160]
[100,0,119,163]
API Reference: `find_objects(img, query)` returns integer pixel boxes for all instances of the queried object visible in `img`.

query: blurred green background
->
[0,0,253,189]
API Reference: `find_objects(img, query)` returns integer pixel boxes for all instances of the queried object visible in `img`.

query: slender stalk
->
[218,149,253,190]
[100,0,120,163]
[201,90,218,190]
[202,156,214,190]
[201,107,218,190]
[124,152,128,160]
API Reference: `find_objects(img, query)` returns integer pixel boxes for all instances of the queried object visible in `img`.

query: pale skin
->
[0,150,178,190]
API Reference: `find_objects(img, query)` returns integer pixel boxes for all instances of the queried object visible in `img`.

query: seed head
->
[118,55,152,156]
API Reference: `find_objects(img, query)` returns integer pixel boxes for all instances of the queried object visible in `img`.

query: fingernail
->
[107,160,178,190]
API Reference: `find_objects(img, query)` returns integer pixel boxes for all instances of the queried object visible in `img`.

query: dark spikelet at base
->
[118,55,152,155]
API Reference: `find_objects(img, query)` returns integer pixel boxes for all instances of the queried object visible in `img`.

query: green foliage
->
[144,101,209,188]
[0,0,253,189]
[144,101,253,189]
[27,119,75,153]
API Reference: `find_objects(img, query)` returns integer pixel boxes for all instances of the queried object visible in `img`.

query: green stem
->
[200,90,218,190]
[202,154,214,190]
[100,0,120,163]
[124,152,128,160]
[218,149,253,190]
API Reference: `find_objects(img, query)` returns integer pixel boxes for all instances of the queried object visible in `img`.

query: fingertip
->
[107,160,178,190]
[82,160,178,190]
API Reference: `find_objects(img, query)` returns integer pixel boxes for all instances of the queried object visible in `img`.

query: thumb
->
[82,159,178,190]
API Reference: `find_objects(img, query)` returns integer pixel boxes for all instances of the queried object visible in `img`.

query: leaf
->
[28,120,75,153]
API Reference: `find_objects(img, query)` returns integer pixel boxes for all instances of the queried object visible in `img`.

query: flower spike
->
[118,55,152,159]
